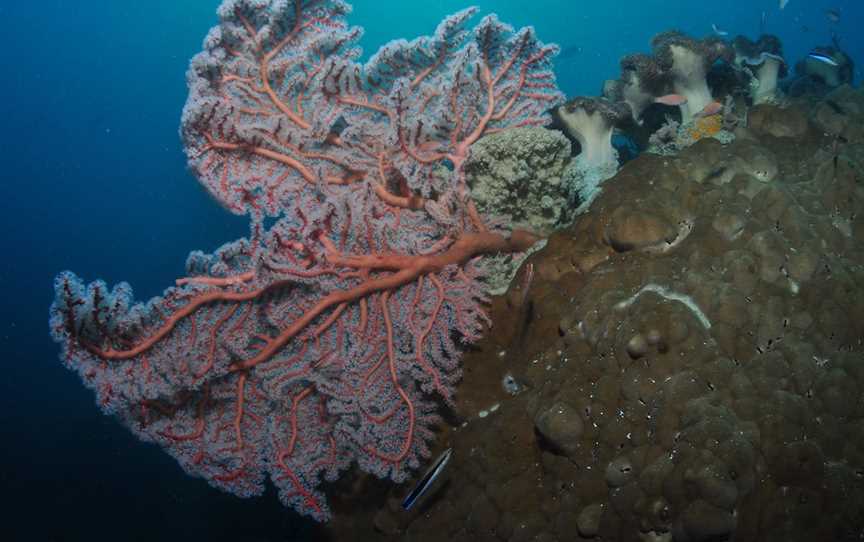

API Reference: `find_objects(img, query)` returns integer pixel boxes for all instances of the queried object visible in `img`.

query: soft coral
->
[652,31,732,122]
[607,54,671,124]
[556,97,630,169]
[733,34,786,104]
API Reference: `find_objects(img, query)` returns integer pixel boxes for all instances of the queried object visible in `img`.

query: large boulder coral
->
[809,84,864,141]
[329,90,864,542]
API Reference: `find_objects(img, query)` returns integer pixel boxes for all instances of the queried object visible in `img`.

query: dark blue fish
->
[808,52,840,67]
[402,448,452,511]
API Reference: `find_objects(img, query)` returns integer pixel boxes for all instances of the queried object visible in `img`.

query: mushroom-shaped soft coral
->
[733,34,787,104]
[556,97,630,170]
[652,31,731,122]
[609,54,671,124]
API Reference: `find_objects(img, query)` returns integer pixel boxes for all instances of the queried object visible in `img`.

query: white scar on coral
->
[614,283,712,329]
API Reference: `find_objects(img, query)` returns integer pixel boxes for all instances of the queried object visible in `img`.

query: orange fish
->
[695,101,723,117]
[654,94,688,106]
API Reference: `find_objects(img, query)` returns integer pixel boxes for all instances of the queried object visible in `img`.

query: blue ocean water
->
[0,0,860,540]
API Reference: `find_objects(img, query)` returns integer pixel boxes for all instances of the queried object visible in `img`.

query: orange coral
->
[689,114,723,141]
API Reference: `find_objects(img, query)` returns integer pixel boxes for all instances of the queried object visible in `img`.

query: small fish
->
[825,9,840,24]
[519,262,534,307]
[779,0,789,10]
[655,94,688,106]
[711,23,729,37]
[694,101,723,118]
[402,448,452,511]
[808,52,840,67]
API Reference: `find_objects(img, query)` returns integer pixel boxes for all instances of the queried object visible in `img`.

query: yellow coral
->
[689,114,723,141]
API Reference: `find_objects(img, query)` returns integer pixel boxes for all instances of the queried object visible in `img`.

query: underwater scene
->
[3,0,864,540]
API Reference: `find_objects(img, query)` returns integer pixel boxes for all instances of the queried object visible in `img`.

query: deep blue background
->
[1,1,860,540]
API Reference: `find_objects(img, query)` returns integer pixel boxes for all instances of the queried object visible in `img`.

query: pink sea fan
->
[50,0,562,521]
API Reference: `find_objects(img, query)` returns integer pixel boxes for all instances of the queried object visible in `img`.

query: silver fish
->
[402,448,452,510]
[808,52,840,67]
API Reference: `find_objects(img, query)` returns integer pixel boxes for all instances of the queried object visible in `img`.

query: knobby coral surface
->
[347,94,864,542]
[49,0,562,521]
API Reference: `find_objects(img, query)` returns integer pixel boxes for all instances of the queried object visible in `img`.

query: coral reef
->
[330,89,864,542]
[604,29,752,153]
[46,2,864,537]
